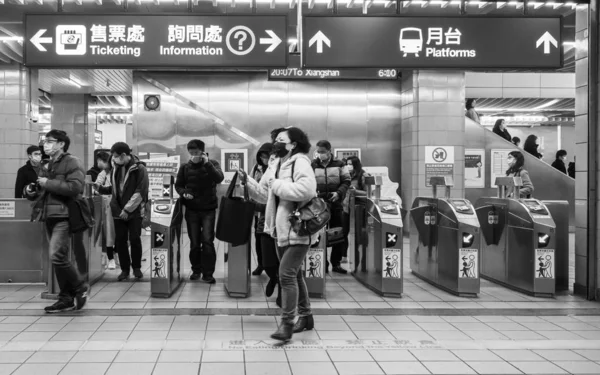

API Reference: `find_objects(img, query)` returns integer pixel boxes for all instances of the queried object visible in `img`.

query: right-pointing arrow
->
[31,29,53,52]
[536,31,558,54]
[309,31,331,54]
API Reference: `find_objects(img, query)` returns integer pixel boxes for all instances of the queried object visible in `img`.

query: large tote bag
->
[216,172,255,246]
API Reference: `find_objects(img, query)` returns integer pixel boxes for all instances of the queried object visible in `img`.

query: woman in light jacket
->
[94,152,117,270]
[239,126,317,342]
[506,151,534,198]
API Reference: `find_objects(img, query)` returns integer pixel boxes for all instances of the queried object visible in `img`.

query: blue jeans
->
[186,209,216,276]
[46,220,85,303]
[277,244,312,324]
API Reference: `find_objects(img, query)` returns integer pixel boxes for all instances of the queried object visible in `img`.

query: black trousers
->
[328,206,345,267]
[114,217,143,274]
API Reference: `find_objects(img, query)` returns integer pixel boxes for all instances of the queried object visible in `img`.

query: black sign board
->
[303,17,562,69]
[269,67,398,80]
[24,14,287,68]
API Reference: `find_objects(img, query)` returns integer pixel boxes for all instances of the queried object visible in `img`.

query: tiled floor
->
[0,235,595,313]
[0,315,598,374]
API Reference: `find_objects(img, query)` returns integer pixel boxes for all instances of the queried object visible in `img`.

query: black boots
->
[271,321,294,342]
[252,266,264,276]
[293,315,314,333]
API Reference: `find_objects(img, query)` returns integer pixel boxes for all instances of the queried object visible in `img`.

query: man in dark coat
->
[24,130,88,313]
[100,142,149,281]
[175,139,224,284]
[15,145,43,198]
[551,150,568,175]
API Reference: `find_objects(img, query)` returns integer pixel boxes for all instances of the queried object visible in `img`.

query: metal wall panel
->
[132,72,403,190]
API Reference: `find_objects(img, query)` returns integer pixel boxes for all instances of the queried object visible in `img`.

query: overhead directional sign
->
[303,17,562,69]
[24,14,287,68]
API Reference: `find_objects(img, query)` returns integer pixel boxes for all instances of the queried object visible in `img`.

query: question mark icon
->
[234,30,247,50]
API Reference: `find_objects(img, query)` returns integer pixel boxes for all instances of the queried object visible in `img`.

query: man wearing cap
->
[175,140,224,284]
[15,145,44,198]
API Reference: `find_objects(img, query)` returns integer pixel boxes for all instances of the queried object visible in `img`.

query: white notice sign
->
[459,248,478,278]
[0,201,15,218]
[151,248,168,279]
[535,249,555,279]
[305,248,324,279]
[383,248,401,279]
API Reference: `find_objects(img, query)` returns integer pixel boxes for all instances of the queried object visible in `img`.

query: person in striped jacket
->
[312,140,352,274]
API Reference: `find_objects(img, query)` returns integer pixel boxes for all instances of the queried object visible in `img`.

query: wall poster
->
[334,148,361,161]
[465,149,485,188]
[221,149,248,185]
[490,149,512,188]
[424,146,455,187]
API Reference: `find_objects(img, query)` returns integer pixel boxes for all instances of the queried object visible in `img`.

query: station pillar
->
[0,64,38,199]
[400,70,466,232]
[50,94,95,170]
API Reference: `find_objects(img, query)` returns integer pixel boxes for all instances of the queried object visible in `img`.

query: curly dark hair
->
[270,126,312,155]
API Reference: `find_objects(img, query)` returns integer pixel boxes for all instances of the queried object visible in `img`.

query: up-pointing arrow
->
[536,31,558,54]
[309,31,331,54]
[31,29,53,52]
[259,30,282,53]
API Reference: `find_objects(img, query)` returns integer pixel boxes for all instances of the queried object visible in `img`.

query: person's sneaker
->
[107,259,116,270]
[117,272,129,281]
[44,300,75,314]
[75,285,89,311]
[332,266,348,274]
[190,273,201,281]
[201,275,216,284]
[133,268,143,279]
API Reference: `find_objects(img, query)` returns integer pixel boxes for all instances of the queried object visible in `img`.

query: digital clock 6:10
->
[378,69,397,78]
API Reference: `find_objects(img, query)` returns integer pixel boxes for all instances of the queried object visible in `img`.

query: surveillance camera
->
[30,116,39,123]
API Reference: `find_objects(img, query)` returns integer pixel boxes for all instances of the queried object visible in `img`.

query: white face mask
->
[347,165,354,173]
[44,144,57,156]
[31,155,42,164]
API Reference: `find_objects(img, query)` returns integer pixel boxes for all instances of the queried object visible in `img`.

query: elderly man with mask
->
[15,145,44,198]
[175,139,224,284]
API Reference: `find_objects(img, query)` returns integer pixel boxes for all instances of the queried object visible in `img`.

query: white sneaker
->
[108,259,116,270]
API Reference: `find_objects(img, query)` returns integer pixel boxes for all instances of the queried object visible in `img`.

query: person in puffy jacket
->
[24,130,89,313]
[98,142,149,281]
[175,139,224,284]
[312,140,351,274]
[239,126,317,342]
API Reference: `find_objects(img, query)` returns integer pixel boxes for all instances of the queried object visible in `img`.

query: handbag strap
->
[225,171,238,198]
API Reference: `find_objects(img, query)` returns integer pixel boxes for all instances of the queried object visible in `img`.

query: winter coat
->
[245,153,318,247]
[493,127,512,142]
[251,143,274,234]
[86,166,101,183]
[175,159,224,211]
[99,155,149,219]
[27,153,85,221]
[551,159,567,175]
[311,158,351,210]
[15,161,41,198]
[466,108,480,124]
[507,168,534,198]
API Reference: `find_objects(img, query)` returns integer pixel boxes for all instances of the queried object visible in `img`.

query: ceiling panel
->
[38,69,133,94]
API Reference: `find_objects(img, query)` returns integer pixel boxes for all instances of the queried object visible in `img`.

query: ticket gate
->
[475,177,556,297]
[351,175,404,298]
[410,177,480,297]
[224,241,251,298]
[150,176,183,298]
[541,201,569,292]
[304,227,327,299]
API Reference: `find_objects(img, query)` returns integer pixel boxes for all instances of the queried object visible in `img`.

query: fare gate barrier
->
[475,177,556,297]
[410,177,480,297]
[541,201,569,292]
[150,176,183,298]
[352,175,404,297]
[43,177,105,299]
[304,227,327,299]
[224,241,251,298]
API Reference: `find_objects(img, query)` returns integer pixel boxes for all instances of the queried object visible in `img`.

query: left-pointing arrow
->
[259,30,282,53]
[31,29,53,52]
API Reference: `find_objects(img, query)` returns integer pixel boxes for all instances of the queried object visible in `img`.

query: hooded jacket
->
[246,153,318,247]
[100,155,149,219]
[251,143,274,234]
[175,157,224,211]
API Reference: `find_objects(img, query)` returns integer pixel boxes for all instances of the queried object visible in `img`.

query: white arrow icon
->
[309,31,331,54]
[536,31,558,54]
[31,29,53,52]
[259,30,282,53]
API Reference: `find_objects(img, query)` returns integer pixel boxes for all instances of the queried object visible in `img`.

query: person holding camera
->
[175,140,224,284]
[25,130,89,313]
[312,140,351,274]
[15,145,44,198]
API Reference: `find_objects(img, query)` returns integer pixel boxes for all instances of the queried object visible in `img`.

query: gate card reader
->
[475,177,556,297]
[352,175,403,298]
[410,177,481,297]
[150,175,183,298]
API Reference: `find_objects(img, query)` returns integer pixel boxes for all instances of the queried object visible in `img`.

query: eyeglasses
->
[43,139,58,145]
